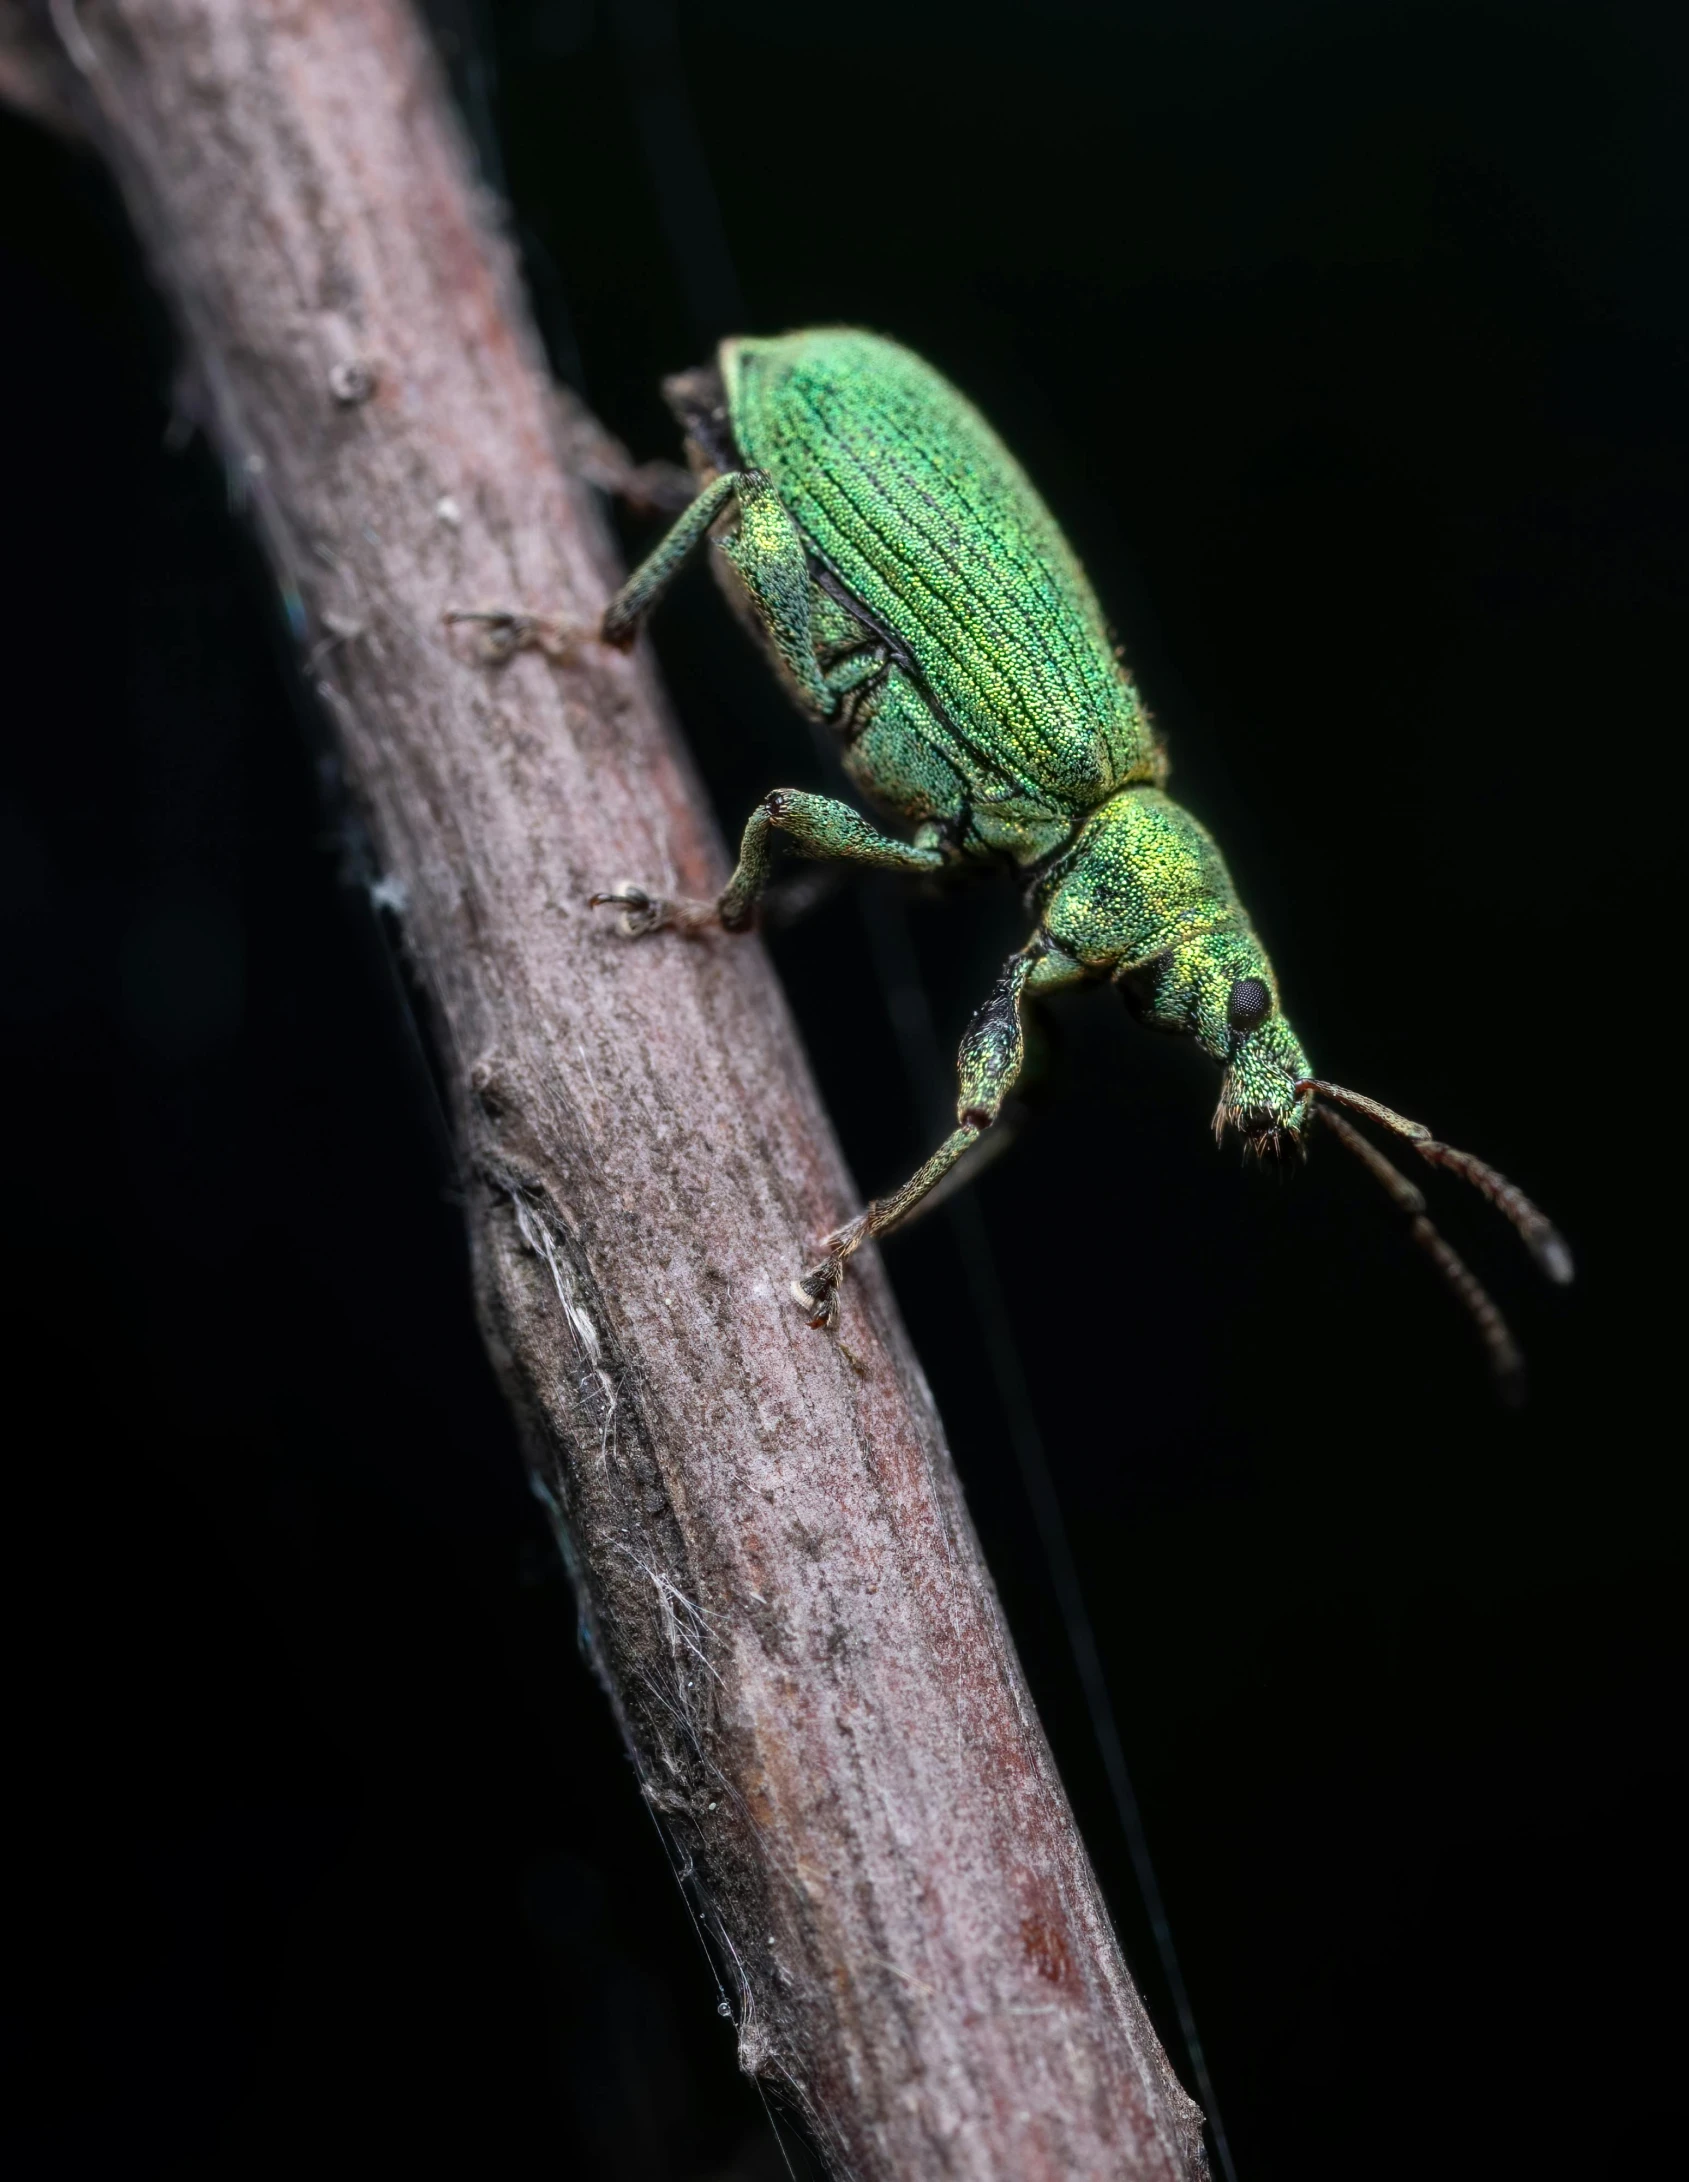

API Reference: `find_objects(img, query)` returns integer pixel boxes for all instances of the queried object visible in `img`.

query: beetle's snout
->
[1213,1011,1316,1156]
[1214,1077,1313,1159]
[1233,1100,1311,1160]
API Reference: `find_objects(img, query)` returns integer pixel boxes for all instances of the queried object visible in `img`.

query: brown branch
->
[3,4,1212,2173]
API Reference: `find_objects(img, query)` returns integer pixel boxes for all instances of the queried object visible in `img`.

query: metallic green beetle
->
[592,329,1569,1388]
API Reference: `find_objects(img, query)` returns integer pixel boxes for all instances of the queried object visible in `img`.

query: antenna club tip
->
[1536,1230,1576,1286]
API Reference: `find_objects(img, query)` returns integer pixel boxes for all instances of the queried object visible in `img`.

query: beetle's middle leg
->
[592,791,946,938]
[794,944,1056,1328]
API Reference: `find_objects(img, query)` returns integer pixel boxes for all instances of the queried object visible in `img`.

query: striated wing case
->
[725,328,1158,810]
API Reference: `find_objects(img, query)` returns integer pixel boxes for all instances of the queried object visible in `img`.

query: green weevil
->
[588,328,1571,1390]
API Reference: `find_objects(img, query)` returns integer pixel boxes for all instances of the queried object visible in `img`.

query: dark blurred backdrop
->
[2,2,1680,2176]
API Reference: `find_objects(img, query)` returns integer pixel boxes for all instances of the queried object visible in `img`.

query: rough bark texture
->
[6,5,1210,2174]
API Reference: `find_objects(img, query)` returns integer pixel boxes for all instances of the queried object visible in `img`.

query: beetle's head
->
[1134,937,1574,1397]
[1125,931,1313,1157]
[1045,789,1570,1395]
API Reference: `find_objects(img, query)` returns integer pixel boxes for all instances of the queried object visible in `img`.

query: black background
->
[3,2,1680,2176]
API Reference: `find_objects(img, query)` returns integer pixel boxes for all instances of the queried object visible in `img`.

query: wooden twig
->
[1,4,1211,2173]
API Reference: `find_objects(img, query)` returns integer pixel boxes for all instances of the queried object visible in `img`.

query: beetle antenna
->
[1296,1078,1572,1284]
[1313,1104,1526,1401]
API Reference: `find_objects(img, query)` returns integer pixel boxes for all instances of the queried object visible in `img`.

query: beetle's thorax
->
[1033,788,1248,972]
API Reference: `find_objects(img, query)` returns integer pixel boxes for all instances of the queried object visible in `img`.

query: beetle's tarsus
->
[587,884,721,939]
[599,600,641,650]
[587,455,695,519]
[558,400,695,516]
[819,1211,871,1260]
[444,605,585,664]
[791,1262,843,1331]
[792,1207,875,1328]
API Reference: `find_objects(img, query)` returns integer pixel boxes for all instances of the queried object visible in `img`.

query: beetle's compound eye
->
[1227,977,1272,1034]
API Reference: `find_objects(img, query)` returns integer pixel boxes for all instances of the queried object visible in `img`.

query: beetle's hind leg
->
[601,471,743,647]
[445,430,693,659]
[604,469,878,719]
[591,790,946,939]
[561,409,694,516]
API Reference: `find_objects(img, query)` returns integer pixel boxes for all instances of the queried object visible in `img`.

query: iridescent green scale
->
[592,328,1568,1391]
[724,329,1156,809]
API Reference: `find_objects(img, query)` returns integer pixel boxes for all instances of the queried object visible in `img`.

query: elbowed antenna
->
[1296,1078,1574,1285]
[1311,1104,1527,1402]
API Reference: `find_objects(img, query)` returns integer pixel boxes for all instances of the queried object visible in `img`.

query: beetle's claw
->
[444,605,584,664]
[791,1260,842,1331]
[589,883,669,937]
[588,884,723,939]
[793,1209,874,1329]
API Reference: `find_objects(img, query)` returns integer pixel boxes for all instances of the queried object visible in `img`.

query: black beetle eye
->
[1227,977,1272,1034]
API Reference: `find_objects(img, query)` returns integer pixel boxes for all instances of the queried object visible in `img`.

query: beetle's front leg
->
[794,944,1043,1328]
[592,790,946,939]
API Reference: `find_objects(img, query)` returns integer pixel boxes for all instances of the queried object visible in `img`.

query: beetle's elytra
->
[592,329,1570,1392]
